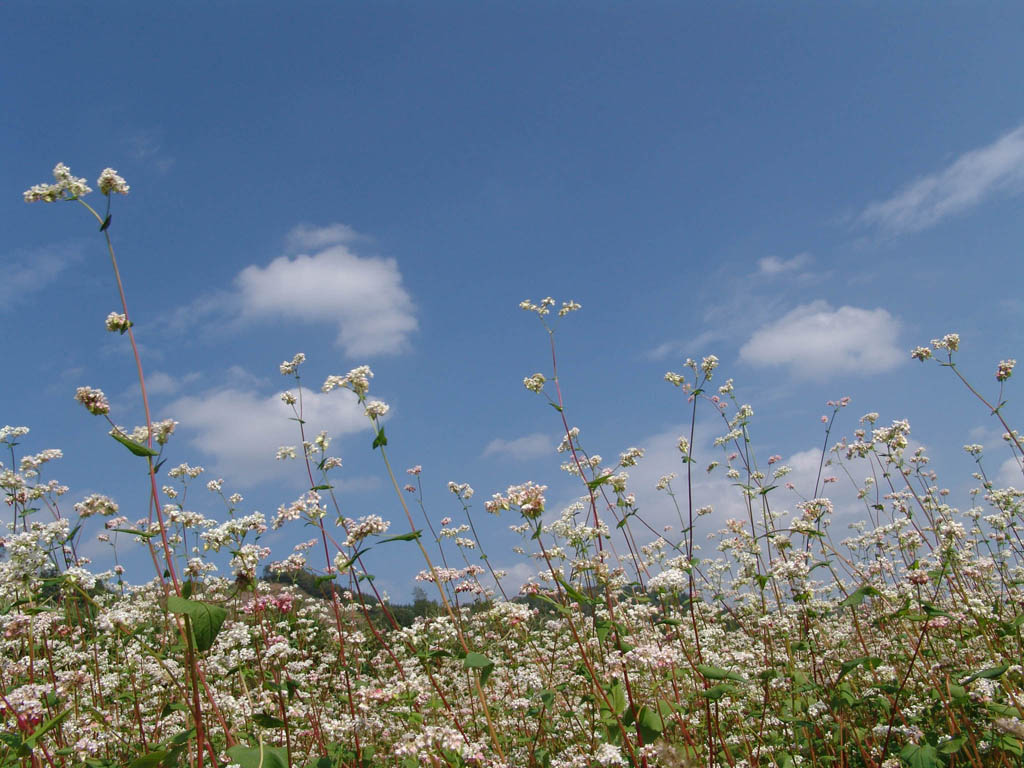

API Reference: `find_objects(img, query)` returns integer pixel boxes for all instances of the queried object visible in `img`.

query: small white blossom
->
[97,168,130,196]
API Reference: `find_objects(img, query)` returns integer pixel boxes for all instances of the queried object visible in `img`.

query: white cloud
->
[739,300,902,378]
[483,433,553,461]
[235,225,417,356]
[757,253,811,276]
[144,371,201,397]
[997,456,1024,488]
[285,223,362,252]
[126,130,175,173]
[861,123,1024,234]
[646,330,721,361]
[0,244,82,308]
[168,384,370,486]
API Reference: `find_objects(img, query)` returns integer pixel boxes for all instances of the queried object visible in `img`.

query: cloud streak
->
[483,433,553,461]
[168,223,417,356]
[0,244,82,309]
[739,300,902,379]
[168,384,370,486]
[285,223,362,252]
[757,253,811,276]
[236,224,417,356]
[861,123,1024,234]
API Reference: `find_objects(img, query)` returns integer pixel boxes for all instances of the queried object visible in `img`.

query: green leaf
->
[110,430,159,457]
[635,704,664,744]
[899,743,941,768]
[99,214,112,232]
[837,656,882,682]
[701,684,738,700]
[0,733,22,750]
[937,736,966,754]
[997,734,1023,756]
[227,744,289,768]
[253,713,287,728]
[696,664,746,683]
[111,528,157,539]
[838,584,881,609]
[554,574,595,606]
[23,709,70,748]
[331,548,367,573]
[168,728,195,745]
[372,427,387,450]
[127,751,169,768]
[166,595,227,652]
[606,679,627,716]
[379,530,422,543]
[987,702,1021,717]
[961,664,1009,685]
[531,593,571,616]
[310,484,333,491]
[463,651,495,686]
[920,602,951,618]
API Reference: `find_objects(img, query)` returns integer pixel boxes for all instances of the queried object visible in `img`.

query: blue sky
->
[4,3,1024,599]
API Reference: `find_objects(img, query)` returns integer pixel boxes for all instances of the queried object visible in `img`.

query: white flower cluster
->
[97,168,130,196]
[168,463,204,479]
[523,373,546,393]
[200,512,267,551]
[74,386,110,416]
[105,312,130,332]
[273,490,324,529]
[230,544,271,580]
[279,352,305,375]
[24,163,92,202]
[322,365,373,396]
[74,494,119,518]
[342,514,390,548]
[447,481,474,499]
[485,481,547,519]
[364,400,389,418]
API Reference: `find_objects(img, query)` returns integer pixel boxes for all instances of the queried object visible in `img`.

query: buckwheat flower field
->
[3,164,1024,768]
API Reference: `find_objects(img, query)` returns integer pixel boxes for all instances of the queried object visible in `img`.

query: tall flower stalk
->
[24,164,227,768]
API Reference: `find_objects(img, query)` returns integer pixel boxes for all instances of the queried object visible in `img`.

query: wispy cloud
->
[236,224,417,357]
[483,433,553,461]
[860,123,1024,234]
[126,130,174,174]
[168,383,370,486]
[997,456,1024,488]
[646,330,721,361]
[648,252,824,364]
[0,244,82,309]
[168,223,417,356]
[285,223,362,252]
[757,252,811,276]
[144,371,202,397]
[739,300,902,378]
